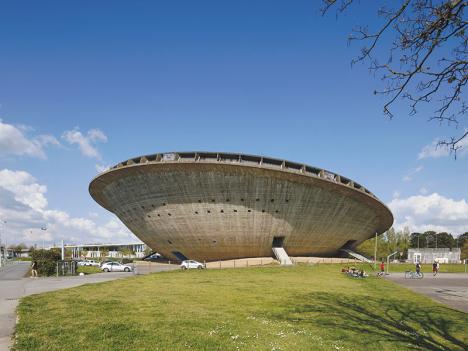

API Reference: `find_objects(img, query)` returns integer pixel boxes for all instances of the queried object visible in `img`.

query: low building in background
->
[60,243,147,259]
[407,248,461,264]
[14,248,31,258]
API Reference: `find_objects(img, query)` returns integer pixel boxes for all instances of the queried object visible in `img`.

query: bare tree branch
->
[323,0,467,156]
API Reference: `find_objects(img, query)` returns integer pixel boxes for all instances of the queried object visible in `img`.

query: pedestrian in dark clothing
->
[31,261,38,278]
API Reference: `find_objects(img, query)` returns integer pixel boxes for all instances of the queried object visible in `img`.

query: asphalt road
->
[386,272,468,313]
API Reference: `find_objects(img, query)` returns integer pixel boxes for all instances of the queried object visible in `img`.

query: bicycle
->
[405,270,424,279]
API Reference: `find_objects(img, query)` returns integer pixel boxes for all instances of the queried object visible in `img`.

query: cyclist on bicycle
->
[415,262,421,275]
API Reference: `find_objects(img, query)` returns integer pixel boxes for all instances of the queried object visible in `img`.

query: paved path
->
[386,272,468,313]
[0,262,135,351]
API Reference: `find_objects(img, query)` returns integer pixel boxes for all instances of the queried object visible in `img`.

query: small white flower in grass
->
[231,335,239,340]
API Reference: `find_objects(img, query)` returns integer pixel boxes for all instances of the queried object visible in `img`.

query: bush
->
[30,249,61,277]
[122,258,134,264]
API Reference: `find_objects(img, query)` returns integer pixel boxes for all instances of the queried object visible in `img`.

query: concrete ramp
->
[340,248,372,263]
[272,247,293,266]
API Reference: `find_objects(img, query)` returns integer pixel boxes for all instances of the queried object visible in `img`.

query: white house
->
[407,248,461,264]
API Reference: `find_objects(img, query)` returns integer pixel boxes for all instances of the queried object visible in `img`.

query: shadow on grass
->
[272,292,467,351]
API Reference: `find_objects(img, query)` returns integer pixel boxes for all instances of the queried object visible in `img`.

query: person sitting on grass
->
[359,269,365,278]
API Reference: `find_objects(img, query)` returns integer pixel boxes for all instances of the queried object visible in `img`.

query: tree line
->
[357,228,468,260]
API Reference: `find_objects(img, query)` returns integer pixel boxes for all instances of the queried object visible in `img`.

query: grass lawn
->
[14,265,468,351]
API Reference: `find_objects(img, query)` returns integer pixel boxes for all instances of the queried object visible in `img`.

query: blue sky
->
[0,1,467,245]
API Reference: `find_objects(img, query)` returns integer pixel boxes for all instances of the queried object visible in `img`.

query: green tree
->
[120,248,134,258]
[31,249,61,276]
[64,248,73,259]
[461,241,468,261]
[144,246,152,256]
[435,232,455,248]
[456,232,468,249]
[357,227,411,260]
[410,232,426,249]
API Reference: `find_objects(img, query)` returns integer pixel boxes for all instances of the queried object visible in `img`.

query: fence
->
[55,260,78,276]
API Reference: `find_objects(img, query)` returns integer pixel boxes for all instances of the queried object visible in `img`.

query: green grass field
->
[14,265,468,351]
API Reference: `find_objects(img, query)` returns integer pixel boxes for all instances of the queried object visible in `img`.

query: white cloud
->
[0,169,137,245]
[0,169,48,210]
[393,191,400,199]
[388,193,468,234]
[419,187,428,195]
[0,120,59,159]
[62,128,108,159]
[402,165,423,182]
[95,164,111,173]
[418,134,468,160]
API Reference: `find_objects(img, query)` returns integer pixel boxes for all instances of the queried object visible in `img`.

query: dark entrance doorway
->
[272,236,285,248]
[172,251,188,261]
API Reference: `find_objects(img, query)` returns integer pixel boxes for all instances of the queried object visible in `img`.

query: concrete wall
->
[90,155,393,262]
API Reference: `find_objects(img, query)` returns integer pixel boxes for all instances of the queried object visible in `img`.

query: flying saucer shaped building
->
[89,152,393,262]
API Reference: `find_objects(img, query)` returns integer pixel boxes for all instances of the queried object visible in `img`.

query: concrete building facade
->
[89,152,393,262]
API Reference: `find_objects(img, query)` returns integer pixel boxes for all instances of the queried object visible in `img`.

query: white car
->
[180,260,205,270]
[78,260,100,267]
[101,262,132,272]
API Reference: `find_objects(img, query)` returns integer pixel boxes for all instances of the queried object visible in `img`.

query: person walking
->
[416,262,421,275]
[31,260,38,278]
[380,261,385,275]
[432,261,438,276]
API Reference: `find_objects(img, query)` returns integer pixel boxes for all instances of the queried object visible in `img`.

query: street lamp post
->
[41,226,47,249]
[0,220,6,266]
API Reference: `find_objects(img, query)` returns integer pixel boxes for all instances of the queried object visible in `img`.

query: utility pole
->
[41,226,47,250]
[373,232,378,269]
[61,240,64,260]
[0,220,7,267]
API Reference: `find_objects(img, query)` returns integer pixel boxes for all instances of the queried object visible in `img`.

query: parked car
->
[78,260,100,267]
[101,262,132,272]
[180,260,205,270]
